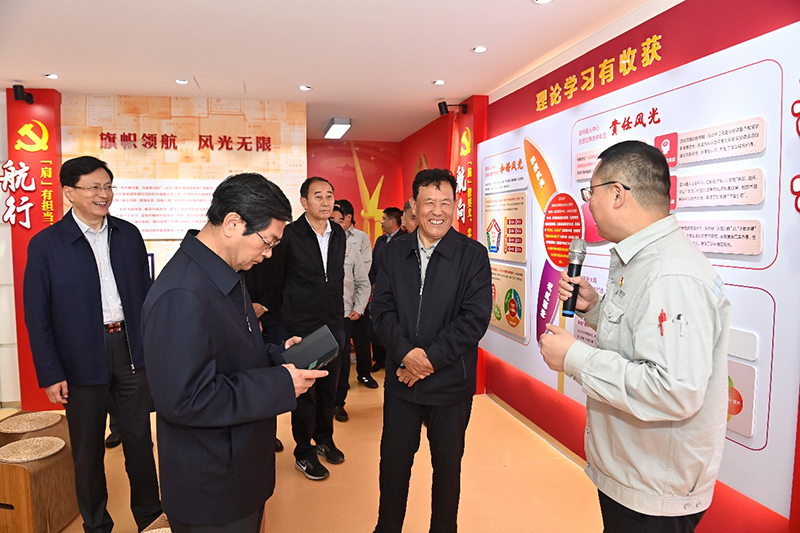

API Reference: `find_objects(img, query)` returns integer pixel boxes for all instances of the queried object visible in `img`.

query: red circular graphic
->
[542,193,583,268]
[792,175,800,214]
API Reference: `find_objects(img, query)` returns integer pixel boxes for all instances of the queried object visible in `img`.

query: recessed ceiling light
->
[472,46,488,54]
[432,80,446,86]
[43,73,59,80]
[299,85,313,91]
[532,0,553,4]
[175,79,190,85]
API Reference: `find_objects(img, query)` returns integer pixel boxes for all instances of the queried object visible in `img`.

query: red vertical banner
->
[4,88,62,411]
[449,96,487,240]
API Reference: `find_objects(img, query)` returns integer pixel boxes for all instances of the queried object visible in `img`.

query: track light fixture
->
[438,102,467,116]
[13,84,34,105]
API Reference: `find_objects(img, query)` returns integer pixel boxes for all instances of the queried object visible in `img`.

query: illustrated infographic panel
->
[477,23,800,517]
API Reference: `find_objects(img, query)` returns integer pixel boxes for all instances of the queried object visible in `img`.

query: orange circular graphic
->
[543,193,583,268]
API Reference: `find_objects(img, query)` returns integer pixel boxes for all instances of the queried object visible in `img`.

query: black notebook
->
[281,325,339,370]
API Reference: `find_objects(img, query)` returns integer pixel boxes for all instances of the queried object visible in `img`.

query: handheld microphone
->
[562,238,587,317]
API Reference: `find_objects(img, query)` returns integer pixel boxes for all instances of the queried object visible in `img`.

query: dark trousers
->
[107,396,118,435]
[598,491,705,533]
[375,393,473,533]
[370,309,386,366]
[335,318,355,407]
[64,327,161,533]
[291,327,344,460]
[169,505,264,533]
[372,343,386,366]
[352,310,372,377]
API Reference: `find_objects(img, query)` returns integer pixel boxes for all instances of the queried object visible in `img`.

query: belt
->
[104,321,125,333]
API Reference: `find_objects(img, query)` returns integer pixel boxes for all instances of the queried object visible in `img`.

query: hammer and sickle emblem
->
[459,127,471,157]
[14,120,49,152]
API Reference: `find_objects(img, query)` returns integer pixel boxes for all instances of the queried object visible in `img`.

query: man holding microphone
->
[540,141,731,532]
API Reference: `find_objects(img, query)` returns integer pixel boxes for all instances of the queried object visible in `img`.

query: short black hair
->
[300,176,334,198]
[596,140,671,211]
[335,199,355,221]
[207,173,292,234]
[403,201,412,213]
[60,156,114,187]
[383,207,402,227]
[412,168,457,200]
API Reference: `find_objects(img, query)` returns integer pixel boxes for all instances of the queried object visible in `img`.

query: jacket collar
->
[613,215,680,265]
[293,212,341,240]
[63,208,121,244]
[179,230,242,295]
[401,227,458,261]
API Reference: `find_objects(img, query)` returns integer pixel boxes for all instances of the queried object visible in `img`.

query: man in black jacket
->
[372,169,492,533]
[271,177,347,481]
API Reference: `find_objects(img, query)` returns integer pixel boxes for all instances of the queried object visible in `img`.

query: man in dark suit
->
[269,177,347,481]
[368,206,404,372]
[371,169,492,533]
[142,173,326,533]
[23,156,162,532]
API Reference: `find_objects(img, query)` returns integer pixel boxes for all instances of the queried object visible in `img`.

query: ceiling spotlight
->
[299,85,313,91]
[432,80,446,86]
[532,0,553,3]
[324,117,351,139]
[43,73,59,80]
[438,102,467,116]
[472,46,488,53]
[175,79,190,85]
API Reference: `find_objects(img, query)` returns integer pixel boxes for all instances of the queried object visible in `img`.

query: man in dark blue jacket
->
[372,169,492,533]
[142,173,326,532]
[23,156,161,532]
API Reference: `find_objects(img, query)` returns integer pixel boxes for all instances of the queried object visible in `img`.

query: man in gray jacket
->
[540,140,731,532]
[331,203,371,420]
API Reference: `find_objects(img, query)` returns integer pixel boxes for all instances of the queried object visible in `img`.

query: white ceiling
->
[0,0,681,142]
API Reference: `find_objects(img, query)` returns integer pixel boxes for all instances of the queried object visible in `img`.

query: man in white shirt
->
[271,177,347,481]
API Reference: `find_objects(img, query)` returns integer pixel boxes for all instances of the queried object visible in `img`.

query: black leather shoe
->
[357,375,379,389]
[275,438,284,452]
[316,442,345,464]
[370,361,384,372]
[334,405,349,422]
[105,432,122,449]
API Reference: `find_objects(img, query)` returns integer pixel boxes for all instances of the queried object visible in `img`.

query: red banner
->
[4,88,62,411]
[449,96,487,240]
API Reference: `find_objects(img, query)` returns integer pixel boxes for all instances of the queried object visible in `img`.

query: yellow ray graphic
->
[415,152,429,175]
[351,142,384,242]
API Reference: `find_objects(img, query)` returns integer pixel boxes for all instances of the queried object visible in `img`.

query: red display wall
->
[308,140,404,242]
[399,114,451,202]
[480,0,800,531]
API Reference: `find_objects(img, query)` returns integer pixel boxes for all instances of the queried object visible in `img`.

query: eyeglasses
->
[580,181,630,202]
[254,230,280,250]
[70,184,117,194]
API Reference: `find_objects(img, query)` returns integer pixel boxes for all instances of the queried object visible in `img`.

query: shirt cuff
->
[563,341,593,385]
